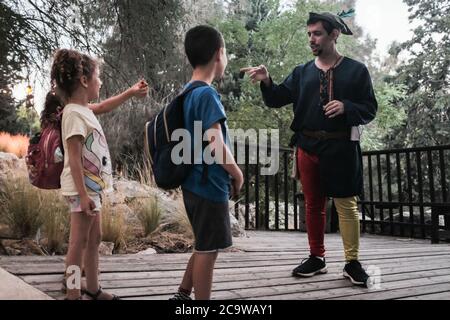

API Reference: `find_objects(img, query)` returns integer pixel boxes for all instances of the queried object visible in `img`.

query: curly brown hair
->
[50,49,99,99]
[40,91,64,129]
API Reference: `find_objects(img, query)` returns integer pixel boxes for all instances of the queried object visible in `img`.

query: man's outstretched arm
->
[240,65,295,108]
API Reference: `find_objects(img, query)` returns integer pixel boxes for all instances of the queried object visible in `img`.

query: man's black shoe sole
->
[343,270,369,287]
[292,267,328,278]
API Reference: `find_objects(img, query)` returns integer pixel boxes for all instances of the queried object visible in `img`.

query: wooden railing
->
[232,143,450,242]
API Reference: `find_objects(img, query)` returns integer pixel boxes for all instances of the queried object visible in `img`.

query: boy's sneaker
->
[169,291,192,300]
[292,255,327,277]
[343,260,370,287]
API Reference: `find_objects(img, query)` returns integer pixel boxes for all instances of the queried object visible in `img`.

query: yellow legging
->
[333,197,360,262]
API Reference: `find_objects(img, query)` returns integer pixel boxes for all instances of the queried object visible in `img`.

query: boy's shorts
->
[65,194,102,213]
[182,189,232,253]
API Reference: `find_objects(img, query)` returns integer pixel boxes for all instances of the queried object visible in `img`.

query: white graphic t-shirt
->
[60,103,113,196]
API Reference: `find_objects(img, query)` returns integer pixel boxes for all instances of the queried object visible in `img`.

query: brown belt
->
[302,129,349,141]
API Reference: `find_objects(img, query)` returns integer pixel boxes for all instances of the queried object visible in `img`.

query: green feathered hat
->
[308,9,355,35]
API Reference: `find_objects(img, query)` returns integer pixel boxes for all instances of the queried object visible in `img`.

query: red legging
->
[297,148,327,257]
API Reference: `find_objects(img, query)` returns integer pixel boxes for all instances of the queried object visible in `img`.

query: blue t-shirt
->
[181,83,231,203]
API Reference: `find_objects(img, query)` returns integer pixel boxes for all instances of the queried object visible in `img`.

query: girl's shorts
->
[65,194,102,213]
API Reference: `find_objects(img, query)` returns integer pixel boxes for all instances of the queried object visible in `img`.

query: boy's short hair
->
[184,25,224,68]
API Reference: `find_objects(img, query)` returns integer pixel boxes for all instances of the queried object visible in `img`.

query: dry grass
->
[135,158,156,188]
[118,155,155,188]
[39,190,70,254]
[0,132,29,158]
[101,198,127,251]
[168,197,194,240]
[0,175,70,253]
[0,176,43,238]
[133,196,161,237]
[144,197,194,253]
[128,163,192,240]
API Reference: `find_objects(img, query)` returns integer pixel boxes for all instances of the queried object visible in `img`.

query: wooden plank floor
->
[1,231,449,300]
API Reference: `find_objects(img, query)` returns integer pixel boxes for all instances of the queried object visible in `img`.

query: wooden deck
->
[1,231,449,300]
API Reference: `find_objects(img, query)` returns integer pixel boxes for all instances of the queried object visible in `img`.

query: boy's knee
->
[195,251,219,260]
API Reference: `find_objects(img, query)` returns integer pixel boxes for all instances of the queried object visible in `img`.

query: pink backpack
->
[26,114,64,189]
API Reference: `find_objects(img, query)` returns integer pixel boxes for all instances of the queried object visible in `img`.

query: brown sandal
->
[83,286,121,300]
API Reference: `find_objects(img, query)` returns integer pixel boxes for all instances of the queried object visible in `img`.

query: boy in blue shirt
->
[170,25,244,300]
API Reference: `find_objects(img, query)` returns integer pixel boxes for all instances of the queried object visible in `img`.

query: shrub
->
[101,198,127,250]
[0,176,42,238]
[134,196,161,237]
[0,132,29,158]
[39,190,70,254]
[169,197,194,240]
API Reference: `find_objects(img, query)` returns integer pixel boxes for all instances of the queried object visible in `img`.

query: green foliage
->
[85,0,186,170]
[361,83,407,150]
[1,0,91,135]
[3,0,447,166]
[0,3,24,133]
[217,0,378,146]
[0,88,17,134]
[15,105,40,135]
[389,0,450,147]
[93,0,185,94]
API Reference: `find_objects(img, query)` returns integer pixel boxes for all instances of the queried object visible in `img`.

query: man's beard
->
[311,46,323,56]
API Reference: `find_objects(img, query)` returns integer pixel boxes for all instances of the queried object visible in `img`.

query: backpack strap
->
[56,107,65,156]
[179,81,209,97]
[179,81,211,185]
[161,81,209,143]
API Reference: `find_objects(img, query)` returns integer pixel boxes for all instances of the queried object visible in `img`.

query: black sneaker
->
[343,260,370,287]
[292,255,327,277]
[169,291,192,300]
